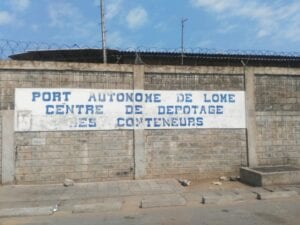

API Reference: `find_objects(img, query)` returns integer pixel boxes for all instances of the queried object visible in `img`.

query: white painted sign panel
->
[15,89,246,131]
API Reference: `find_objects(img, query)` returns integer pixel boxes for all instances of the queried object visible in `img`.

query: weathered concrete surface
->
[263,185,300,194]
[0,179,182,204]
[240,166,300,186]
[245,67,258,167]
[202,190,257,204]
[133,65,146,179]
[0,206,54,218]
[240,167,263,186]
[255,74,300,167]
[0,178,299,219]
[72,200,122,213]
[0,60,134,72]
[140,194,186,208]
[1,110,15,184]
[1,60,300,75]
[1,195,300,225]
[14,130,134,184]
[133,65,144,89]
[0,60,300,184]
[257,190,298,200]
[144,129,247,180]
[134,130,146,179]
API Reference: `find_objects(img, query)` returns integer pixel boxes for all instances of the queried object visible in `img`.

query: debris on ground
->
[219,176,228,181]
[212,181,222,185]
[52,204,58,213]
[63,178,74,187]
[229,176,240,181]
[178,179,191,186]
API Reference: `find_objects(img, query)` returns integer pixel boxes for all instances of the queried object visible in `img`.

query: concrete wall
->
[0,60,300,184]
[0,69,133,110]
[144,72,247,179]
[15,131,133,184]
[144,73,244,90]
[1,61,134,184]
[255,75,300,166]
[144,129,247,180]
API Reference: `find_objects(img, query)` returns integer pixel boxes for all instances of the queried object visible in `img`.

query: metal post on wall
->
[100,0,107,64]
[181,18,188,65]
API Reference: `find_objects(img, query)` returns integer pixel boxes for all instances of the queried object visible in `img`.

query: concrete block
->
[63,178,74,187]
[240,166,300,186]
[140,194,186,208]
[31,138,46,146]
[257,190,298,200]
[72,200,122,213]
[202,191,256,204]
[0,206,54,218]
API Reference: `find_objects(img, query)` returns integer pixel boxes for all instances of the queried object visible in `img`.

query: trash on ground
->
[178,179,191,186]
[52,204,58,212]
[219,176,228,181]
[63,178,74,187]
[229,176,240,181]
[212,181,222,185]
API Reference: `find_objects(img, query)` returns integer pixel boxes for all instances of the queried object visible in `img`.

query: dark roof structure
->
[9,49,300,67]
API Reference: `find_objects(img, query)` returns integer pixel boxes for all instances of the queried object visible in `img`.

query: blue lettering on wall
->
[158,105,224,115]
[177,93,193,102]
[204,93,235,103]
[46,105,54,115]
[32,91,71,102]
[73,117,97,128]
[26,89,243,130]
[125,105,143,114]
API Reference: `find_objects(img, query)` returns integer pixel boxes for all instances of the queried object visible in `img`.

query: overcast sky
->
[0,0,299,53]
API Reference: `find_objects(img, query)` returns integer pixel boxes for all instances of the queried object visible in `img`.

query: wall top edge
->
[0,60,134,73]
[0,60,300,75]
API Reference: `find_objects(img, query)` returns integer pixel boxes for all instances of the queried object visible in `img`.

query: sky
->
[0,0,300,53]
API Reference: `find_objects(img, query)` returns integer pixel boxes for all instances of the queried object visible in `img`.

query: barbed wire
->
[1,39,300,60]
